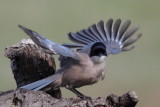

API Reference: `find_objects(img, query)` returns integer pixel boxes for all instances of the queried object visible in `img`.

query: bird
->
[18,19,142,99]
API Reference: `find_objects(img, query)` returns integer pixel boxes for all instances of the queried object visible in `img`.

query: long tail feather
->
[20,74,61,91]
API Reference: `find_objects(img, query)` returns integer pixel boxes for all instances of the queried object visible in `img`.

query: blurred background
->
[0,0,159,106]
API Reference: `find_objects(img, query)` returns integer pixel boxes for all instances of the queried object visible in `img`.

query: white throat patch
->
[91,56,106,64]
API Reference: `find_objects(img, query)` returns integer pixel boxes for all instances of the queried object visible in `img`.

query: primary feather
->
[18,25,79,60]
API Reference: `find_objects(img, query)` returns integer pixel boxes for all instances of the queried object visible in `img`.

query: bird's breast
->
[61,57,106,88]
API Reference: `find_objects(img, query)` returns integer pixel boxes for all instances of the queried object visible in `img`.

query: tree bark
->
[0,89,138,107]
[4,39,61,98]
[1,39,139,107]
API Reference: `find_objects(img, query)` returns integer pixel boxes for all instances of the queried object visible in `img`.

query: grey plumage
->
[18,25,107,99]
[21,76,53,91]
[18,19,142,99]
[20,73,62,91]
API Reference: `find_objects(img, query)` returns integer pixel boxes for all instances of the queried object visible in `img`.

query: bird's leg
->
[66,87,91,100]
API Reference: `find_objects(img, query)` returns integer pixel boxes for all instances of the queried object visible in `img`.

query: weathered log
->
[0,89,138,107]
[4,39,61,98]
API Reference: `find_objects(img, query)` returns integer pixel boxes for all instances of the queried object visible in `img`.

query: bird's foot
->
[79,95,91,100]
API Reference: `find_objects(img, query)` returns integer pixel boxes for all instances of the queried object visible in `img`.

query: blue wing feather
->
[18,25,79,60]
[65,19,142,55]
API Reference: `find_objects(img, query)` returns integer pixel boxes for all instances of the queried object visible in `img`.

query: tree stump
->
[0,39,139,107]
[0,89,138,107]
[4,39,61,99]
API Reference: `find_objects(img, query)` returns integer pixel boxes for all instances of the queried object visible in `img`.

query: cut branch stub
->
[4,39,61,98]
[0,89,139,107]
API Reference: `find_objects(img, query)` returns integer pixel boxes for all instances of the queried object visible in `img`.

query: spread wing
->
[18,25,79,60]
[63,19,142,55]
